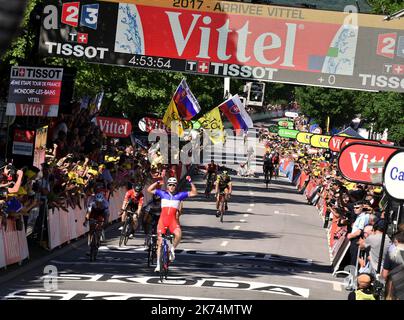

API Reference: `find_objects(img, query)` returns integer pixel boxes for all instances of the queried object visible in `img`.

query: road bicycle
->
[119,209,137,247]
[217,191,227,223]
[88,218,104,262]
[204,173,216,198]
[159,228,174,282]
[145,213,159,267]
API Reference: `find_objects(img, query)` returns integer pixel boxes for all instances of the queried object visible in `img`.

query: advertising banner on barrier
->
[278,128,299,139]
[278,120,294,129]
[310,134,331,149]
[383,151,404,201]
[39,0,404,93]
[296,132,313,144]
[138,117,166,132]
[12,129,35,156]
[329,135,346,152]
[338,143,398,185]
[95,117,132,138]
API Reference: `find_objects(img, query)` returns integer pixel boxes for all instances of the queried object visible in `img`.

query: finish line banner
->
[39,0,404,92]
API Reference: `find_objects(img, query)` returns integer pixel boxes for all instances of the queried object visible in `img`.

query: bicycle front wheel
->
[119,220,129,247]
[90,233,98,261]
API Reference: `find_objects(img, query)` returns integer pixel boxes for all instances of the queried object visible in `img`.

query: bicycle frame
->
[159,230,174,282]
[89,219,103,261]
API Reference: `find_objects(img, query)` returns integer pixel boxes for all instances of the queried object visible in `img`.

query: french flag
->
[173,79,201,120]
[219,95,253,131]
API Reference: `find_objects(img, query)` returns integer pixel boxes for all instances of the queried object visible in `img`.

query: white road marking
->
[220,241,229,247]
[233,226,241,230]
[249,203,255,207]
[333,282,342,291]
[240,219,246,223]
[274,212,299,217]
[249,192,254,195]
[244,214,249,217]
[291,275,344,287]
[247,208,253,212]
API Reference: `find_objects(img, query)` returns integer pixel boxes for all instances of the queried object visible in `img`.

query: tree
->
[294,86,361,130]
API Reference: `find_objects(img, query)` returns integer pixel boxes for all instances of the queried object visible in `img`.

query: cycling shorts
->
[157,213,180,235]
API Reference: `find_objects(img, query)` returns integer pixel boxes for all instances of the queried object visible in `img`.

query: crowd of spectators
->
[0,102,157,244]
[262,119,404,300]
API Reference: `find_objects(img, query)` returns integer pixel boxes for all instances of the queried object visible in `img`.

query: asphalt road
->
[0,133,348,301]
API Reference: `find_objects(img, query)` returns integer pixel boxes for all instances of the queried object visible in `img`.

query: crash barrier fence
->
[279,157,349,272]
[0,163,191,267]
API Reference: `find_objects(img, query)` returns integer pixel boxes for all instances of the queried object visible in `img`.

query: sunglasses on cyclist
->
[168,183,177,187]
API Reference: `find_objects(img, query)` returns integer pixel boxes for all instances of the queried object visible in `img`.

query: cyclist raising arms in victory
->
[147,176,198,272]
[215,171,232,216]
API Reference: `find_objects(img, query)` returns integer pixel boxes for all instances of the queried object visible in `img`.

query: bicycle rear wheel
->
[220,197,225,223]
[123,221,131,246]
[119,219,129,247]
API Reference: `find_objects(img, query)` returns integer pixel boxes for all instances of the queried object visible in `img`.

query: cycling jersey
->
[124,190,144,209]
[206,164,218,173]
[217,176,231,190]
[87,200,109,221]
[154,189,189,234]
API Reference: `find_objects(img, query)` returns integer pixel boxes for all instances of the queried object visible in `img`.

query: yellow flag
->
[163,99,184,137]
[198,107,224,144]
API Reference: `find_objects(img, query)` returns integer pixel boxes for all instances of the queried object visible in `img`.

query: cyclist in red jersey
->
[147,176,197,272]
[119,184,144,235]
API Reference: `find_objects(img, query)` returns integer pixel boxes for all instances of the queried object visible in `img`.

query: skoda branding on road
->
[38,0,404,92]
[383,151,404,201]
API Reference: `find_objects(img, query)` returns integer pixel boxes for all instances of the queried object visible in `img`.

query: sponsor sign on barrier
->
[329,135,346,152]
[310,134,331,149]
[278,128,299,139]
[0,227,6,268]
[340,137,380,150]
[278,120,294,129]
[38,1,404,92]
[296,132,312,144]
[338,142,398,185]
[95,117,132,138]
[383,151,404,201]
[12,129,35,156]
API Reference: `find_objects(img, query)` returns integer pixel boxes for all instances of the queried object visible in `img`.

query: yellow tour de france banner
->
[163,99,184,137]
[310,134,331,149]
[197,107,225,144]
[296,132,313,144]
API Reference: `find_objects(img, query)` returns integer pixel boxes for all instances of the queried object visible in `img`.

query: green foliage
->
[294,86,361,129]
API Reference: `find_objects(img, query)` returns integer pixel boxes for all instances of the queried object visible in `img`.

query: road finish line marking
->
[221,241,229,247]
[247,208,253,212]
[233,226,241,230]
[28,275,309,298]
[97,247,313,265]
[240,219,246,223]
[244,214,249,217]
[249,204,255,207]
[3,289,221,300]
[291,275,344,288]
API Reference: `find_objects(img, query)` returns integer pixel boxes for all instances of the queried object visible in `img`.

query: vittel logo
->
[166,12,298,67]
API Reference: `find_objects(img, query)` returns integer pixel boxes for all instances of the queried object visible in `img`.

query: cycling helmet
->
[167,177,178,185]
[134,184,142,192]
[95,193,104,202]
[221,170,229,177]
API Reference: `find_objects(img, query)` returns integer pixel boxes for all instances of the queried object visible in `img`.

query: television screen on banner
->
[38,0,404,93]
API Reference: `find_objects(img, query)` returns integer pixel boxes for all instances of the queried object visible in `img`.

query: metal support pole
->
[377,199,391,275]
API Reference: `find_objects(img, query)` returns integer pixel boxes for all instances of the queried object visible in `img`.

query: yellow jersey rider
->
[215,171,232,217]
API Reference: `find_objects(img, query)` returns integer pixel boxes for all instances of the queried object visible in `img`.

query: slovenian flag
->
[173,79,201,120]
[219,95,253,131]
